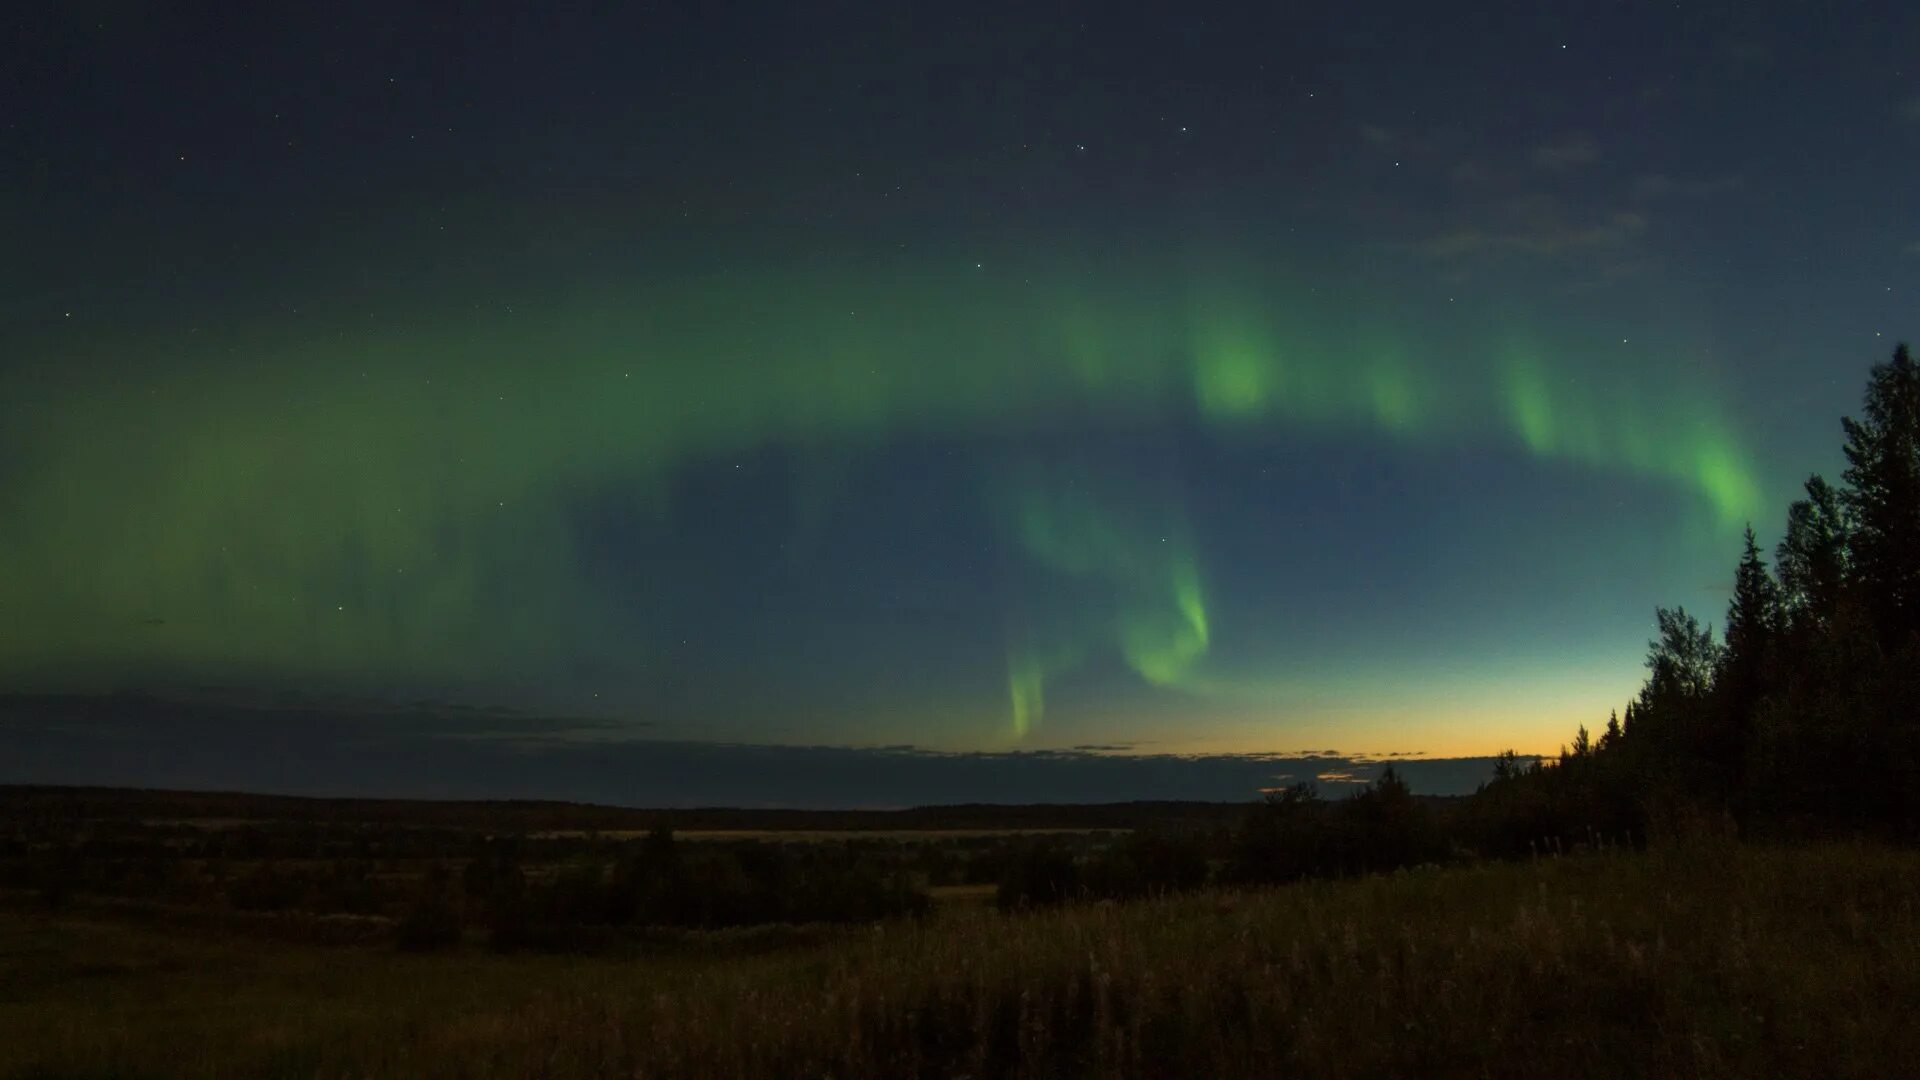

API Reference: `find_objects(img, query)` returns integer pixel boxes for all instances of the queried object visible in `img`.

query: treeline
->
[1476,344,1920,848]
[448,828,928,950]
[996,768,1445,907]
[0,825,955,950]
[0,777,1252,833]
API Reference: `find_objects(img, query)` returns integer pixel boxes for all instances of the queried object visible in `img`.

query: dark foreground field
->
[3,843,1916,1079]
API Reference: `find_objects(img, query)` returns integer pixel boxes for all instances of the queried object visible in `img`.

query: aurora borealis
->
[3,4,1917,799]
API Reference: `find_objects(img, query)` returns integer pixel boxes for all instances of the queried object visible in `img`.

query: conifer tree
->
[1711,526,1783,792]
[1776,475,1851,631]
[1840,344,1920,648]
[1720,525,1782,704]
[1639,607,1718,710]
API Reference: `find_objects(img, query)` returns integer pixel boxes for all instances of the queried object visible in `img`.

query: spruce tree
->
[1716,526,1782,790]
[1721,525,1782,700]
[1634,606,1722,789]
[1776,475,1851,632]
[1840,344,1920,649]
[1639,606,1719,710]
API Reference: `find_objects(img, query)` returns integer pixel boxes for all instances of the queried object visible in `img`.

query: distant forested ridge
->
[0,779,1273,833]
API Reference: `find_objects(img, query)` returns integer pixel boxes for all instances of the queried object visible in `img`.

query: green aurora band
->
[0,257,1764,737]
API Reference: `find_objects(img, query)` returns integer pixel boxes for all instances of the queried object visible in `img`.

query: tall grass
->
[4,843,1916,1078]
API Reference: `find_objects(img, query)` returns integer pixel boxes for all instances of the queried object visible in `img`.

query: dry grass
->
[525,828,1114,841]
[927,883,999,907]
[2,842,1916,1078]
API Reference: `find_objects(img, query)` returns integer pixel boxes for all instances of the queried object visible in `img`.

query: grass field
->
[2,842,1916,1078]
[527,828,1117,841]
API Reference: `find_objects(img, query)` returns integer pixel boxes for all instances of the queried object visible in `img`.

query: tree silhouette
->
[1718,525,1782,775]
[1637,607,1718,719]
[1840,343,1920,650]
[1722,527,1782,677]
[1776,475,1851,633]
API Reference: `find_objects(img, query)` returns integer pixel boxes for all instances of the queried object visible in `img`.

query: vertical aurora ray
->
[1006,650,1047,738]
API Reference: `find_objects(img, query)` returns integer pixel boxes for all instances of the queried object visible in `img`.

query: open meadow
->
[4,842,1916,1079]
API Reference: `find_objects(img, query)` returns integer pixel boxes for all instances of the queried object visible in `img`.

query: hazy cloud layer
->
[0,696,1502,807]
[1421,196,1647,259]
[1530,133,1599,170]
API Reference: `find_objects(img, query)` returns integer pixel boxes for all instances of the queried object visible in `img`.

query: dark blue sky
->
[1,2,1915,801]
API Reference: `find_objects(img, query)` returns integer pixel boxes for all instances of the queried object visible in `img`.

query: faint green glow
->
[1505,353,1557,455]
[1365,364,1417,432]
[1192,329,1281,419]
[1690,442,1763,526]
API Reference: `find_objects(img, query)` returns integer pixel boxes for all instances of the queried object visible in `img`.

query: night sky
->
[3,4,1916,802]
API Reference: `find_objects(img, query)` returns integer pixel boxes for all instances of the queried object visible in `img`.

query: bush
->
[995,842,1078,908]
[1080,831,1210,899]
[393,893,462,952]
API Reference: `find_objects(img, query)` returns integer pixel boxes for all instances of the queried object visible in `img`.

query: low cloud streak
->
[0,695,1505,807]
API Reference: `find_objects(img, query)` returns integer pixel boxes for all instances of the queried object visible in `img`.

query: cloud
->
[1898,97,1920,123]
[1359,124,1397,148]
[1530,133,1599,170]
[1631,174,1675,199]
[1421,194,1647,259]
[0,693,1509,805]
[1631,173,1745,201]
[1448,161,1489,185]
[1713,38,1774,73]
[1904,240,1920,257]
